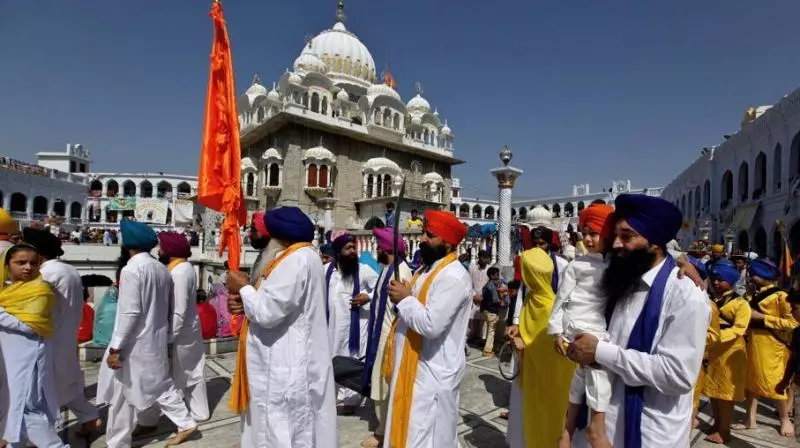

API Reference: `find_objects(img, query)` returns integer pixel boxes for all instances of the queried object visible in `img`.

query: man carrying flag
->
[227,207,337,447]
[383,210,473,447]
[360,227,413,448]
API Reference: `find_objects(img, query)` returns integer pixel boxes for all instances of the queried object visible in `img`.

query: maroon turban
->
[158,231,192,258]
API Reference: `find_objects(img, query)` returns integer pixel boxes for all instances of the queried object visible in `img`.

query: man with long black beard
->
[567,194,709,448]
[326,232,378,414]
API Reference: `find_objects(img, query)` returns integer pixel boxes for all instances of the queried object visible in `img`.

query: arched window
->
[140,180,153,198]
[484,206,495,219]
[307,164,318,187]
[302,92,309,108]
[519,207,527,220]
[177,182,191,196]
[694,186,701,213]
[383,109,391,127]
[564,202,574,217]
[257,107,265,121]
[552,203,561,217]
[754,152,767,198]
[246,173,255,196]
[53,199,66,217]
[774,144,783,192]
[157,181,173,199]
[106,180,119,197]
[9,193,26,212]
[542,204,550,211]
[70,202,82,219]
[122,180,136,197]
[450,204,457,213]
[376,174,383,197]
[754,226,767,256]
[268,163,280,186]
[106,207,118,224]
[792,132,800,181]
[577,201,585,213]
[687,195,692,218]
[319,165,329,188]
[423,129,430,145]
[472,204,482,219]
[89,180,102,195]
[393,113,400,130]
[680,196,687,217]
[721,170,733,207]
[321,97,328,115]
[373,109,381,125]
[33,196,48,215]
[366,174,374,198]
[382,175,392,197]
[311,92,320,113]
[703,180,711,208]
[738,162,749,201]
[459,204,469,218]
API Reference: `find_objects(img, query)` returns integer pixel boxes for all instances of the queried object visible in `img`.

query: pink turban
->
[373,227,407,255]
[252,211,269,238]
[157,231,192,258]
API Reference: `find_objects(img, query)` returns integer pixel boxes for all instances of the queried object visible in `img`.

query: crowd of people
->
[0,191,797,448]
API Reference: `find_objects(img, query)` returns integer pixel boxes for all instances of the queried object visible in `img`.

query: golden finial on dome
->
[336,0,346,23]
[741,105,758,129]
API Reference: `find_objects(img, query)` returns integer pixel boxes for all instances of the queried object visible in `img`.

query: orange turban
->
[424,210,467,245]
[578,204,615,239]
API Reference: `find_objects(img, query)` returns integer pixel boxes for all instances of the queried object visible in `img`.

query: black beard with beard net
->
[377,251,390,265]
[250,235,268,250]
[338,253,360,278]
[420,242,448,267]
[601,247,657,307]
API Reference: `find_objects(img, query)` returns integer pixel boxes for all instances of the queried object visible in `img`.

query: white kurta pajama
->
[0,309,66,447]
[369,261,413,435]
[383,257,473,448]
[138,261,208,426]
[41,259,100,424]
[238,245,337,447]
[96,252,195,448]
[572,261,710,448]
[326,263,378,407]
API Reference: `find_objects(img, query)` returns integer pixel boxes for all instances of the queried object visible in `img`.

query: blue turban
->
[319,243,336,258]
[264,207,314,243]
[709,259,739,286]
[332,233,355,254]
[749,258,779,281]
[686,255,707,280]
[614,194,682,247]
[120,220,158,251]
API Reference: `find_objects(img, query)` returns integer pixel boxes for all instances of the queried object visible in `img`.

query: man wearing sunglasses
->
[384,210,472,448]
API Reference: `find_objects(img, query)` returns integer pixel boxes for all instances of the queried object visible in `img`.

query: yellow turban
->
[0,209,19,235]
[711,244,725,252]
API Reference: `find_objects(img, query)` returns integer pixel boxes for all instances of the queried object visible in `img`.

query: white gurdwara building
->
[661,89,800,258]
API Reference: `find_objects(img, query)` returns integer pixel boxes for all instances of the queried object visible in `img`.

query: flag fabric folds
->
[198,0,246,272]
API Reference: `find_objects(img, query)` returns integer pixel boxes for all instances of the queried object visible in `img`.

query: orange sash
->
[228,242,312,414]
[382,251,458,448]
[166,258,187,272]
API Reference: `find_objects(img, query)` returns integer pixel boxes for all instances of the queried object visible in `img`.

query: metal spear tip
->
[499,145,513,166]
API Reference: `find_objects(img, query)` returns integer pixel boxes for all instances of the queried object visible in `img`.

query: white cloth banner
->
[173,199,194,224]
[135,198,170,224]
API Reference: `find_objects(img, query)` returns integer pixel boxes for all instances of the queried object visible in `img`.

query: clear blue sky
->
[2,1,799,199]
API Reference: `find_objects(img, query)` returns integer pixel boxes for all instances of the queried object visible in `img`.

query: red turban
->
[578,204,615,239]
[157,231,192,258]
[252,211,269,239]
[424,210,467,245]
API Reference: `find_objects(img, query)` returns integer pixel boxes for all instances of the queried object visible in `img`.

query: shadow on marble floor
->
[477,373,510,408]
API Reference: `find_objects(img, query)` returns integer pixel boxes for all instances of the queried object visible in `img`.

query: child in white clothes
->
[548,203,615,448]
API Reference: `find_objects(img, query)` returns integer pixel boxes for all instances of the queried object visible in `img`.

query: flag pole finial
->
[336,0,346,23]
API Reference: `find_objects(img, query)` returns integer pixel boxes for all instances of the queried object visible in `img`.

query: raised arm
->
[110,269,143,350]
[595,285,709,395]
[240,253,306,329]
[397,270,471,339]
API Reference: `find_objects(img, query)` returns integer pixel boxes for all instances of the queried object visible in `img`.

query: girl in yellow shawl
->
[0,244,64,447]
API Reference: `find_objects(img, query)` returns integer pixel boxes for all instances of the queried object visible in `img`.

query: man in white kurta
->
[23,228,102,437]
[326,233,378,412]
[567,194,709,448]
[136,232,208,432]
[226,206,337,447]
[384,210,473,448]
[96,221,196,447]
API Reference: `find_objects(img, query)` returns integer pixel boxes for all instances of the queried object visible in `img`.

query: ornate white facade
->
[661,90,800,258]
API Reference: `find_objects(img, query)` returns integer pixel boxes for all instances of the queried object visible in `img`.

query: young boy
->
[777,290,800,441]
[481,266,509,356]
[548,203,615,448]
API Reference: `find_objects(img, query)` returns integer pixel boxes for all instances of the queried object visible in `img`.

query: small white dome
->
[527,205,554,227]
[336,89,349,101]
[241,157,257,172]
[267,82,280,101]
[433,108,439,117]
[406,93,430,113]
[246,75,268,98]
[262,147,282,160]
[293,44,327,74]
[441,120,451,136]
[411,116,422,125]
[423,172,444,184]
[287,71,302,85]
[303,145,336,162]
[364,157,401,173]
[367,83,401,102]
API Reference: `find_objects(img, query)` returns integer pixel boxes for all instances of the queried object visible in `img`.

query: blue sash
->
[550,251,560,293]
[624,256,675,448]
[362,264,395,388]
[325,262,362,355]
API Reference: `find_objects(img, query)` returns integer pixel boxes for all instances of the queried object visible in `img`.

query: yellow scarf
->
[167,258,187,272]
[0,248,56,338]
[381,251,457,448]
[228,242,312,414]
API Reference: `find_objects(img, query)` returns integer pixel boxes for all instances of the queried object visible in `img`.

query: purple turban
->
[332,233,355,254]
[373,227,407,255]
[613,194,683,247]
[265,207,314,243]
[749,258,779,281]
[709,259,739,286]
[158,231,192,258]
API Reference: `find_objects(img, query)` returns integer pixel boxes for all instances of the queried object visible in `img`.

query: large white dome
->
[304,13,375,88]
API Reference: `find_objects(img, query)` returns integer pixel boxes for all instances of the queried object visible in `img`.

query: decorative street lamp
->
[490,145,523,278]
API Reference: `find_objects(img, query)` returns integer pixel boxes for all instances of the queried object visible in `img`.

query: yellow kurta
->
[746,285,797,399]
[693,298,720,411]
[518,248,575,448]
[703,292,750,401]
